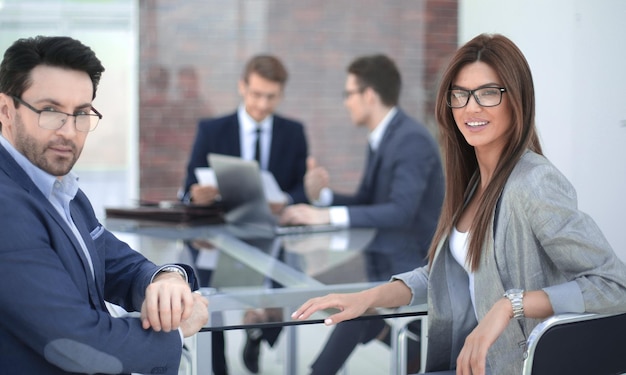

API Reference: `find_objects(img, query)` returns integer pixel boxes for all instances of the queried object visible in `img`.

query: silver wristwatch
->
[504,289,525,320]
[158,266,187,281]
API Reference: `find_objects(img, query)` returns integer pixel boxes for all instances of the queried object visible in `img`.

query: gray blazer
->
[394,151,626,374]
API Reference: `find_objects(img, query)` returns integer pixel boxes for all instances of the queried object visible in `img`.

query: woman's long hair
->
[428,34,542,271]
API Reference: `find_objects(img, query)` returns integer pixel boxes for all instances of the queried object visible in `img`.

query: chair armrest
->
[523,312,626,375]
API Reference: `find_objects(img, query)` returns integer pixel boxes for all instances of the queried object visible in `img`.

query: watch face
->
[507,288,524,296]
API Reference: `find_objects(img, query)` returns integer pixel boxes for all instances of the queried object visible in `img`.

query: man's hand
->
[180,292,209,338]
[269,201,287,215]
[279,204,330,225]
[141,271,194,332]
[304,156,329,202]
[190,184,220,205]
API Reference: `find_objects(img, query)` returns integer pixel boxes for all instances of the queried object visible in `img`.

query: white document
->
[261,170,287,204]
[194,167,218,187]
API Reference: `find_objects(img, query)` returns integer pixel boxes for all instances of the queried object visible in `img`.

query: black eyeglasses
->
[12,96,102,132]
[342,88,365,99]
[446,87,507,108]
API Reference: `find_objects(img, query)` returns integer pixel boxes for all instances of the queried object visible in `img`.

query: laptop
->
[208,153,342,235]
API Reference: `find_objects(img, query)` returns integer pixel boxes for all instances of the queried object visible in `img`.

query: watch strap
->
[156,265,188,282]
[504,289,524,320]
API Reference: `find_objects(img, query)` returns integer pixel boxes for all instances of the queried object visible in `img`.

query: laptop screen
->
[208,153,276,227]
[209,153,342,236]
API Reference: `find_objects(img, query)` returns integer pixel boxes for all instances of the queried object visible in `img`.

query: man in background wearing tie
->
[281,54,445,374]
[180,55,308,374]
[181,54,308,208]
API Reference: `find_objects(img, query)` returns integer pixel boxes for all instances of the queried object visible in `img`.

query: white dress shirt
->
[449,226,477,318]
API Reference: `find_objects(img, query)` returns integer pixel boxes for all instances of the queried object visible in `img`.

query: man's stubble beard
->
[13,114,81,177]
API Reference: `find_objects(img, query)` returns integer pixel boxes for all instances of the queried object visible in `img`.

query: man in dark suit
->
[181,54,308,207]
[0,35,208,374]
[281,54,445,374]
[180,55,308,374]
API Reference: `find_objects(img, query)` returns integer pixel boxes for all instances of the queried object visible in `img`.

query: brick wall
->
[138,0,457,202]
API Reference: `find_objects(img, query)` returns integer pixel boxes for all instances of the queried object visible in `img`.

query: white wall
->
[459,0,626,261]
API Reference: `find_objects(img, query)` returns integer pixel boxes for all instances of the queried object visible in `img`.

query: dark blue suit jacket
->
[182,112,308,204]
[333,109,444,276]
[0,144,199,374]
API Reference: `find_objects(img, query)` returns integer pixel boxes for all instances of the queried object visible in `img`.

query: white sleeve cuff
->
[542,281,585,314]
[313,187,333,207]
[283,192,293,205]
[329,206,350,227]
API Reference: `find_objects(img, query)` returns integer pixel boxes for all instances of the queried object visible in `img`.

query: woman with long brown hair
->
[291,33,626,375]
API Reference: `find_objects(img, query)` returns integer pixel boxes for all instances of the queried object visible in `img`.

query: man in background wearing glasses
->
[280,54,445,374]
[0,35,208,374]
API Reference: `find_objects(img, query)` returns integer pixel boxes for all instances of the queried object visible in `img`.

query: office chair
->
[522,312,626,375]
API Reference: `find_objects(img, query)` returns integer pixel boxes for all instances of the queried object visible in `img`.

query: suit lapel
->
[43,197,103,309]
[0,146,103,309]
[268,117,281,172]
[425,236,456,371]
[362,111,400,191]
[70,200,105,306]
[361,145,377,193]
[227,114,242,156]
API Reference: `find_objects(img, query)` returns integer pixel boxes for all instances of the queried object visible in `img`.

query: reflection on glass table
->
[105,218,427,375]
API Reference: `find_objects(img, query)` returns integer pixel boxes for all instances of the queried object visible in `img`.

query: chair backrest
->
[522,312,626,375]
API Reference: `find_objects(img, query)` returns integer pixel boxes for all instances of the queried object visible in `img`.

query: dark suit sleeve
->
[181,119,213,201]
[334,124,442,229]
[0,189,185,374]
[284,122,308,204]
[267,117,309,204]
[181,114,242,203]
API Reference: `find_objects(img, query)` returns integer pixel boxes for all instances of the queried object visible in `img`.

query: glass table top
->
[105,217,428,375]
[105,217,427,329]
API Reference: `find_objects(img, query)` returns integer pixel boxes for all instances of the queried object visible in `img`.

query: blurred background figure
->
[175,65,213,118]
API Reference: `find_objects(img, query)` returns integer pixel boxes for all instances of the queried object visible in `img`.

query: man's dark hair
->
[241,54,288,85]
[0,35,105,100]
[347,54,401,107]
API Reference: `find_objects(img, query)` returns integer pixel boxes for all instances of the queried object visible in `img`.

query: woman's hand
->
[292,281,412,326]
[456,298,511,375]
[456,289,553,374]
[291,291,370,325]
